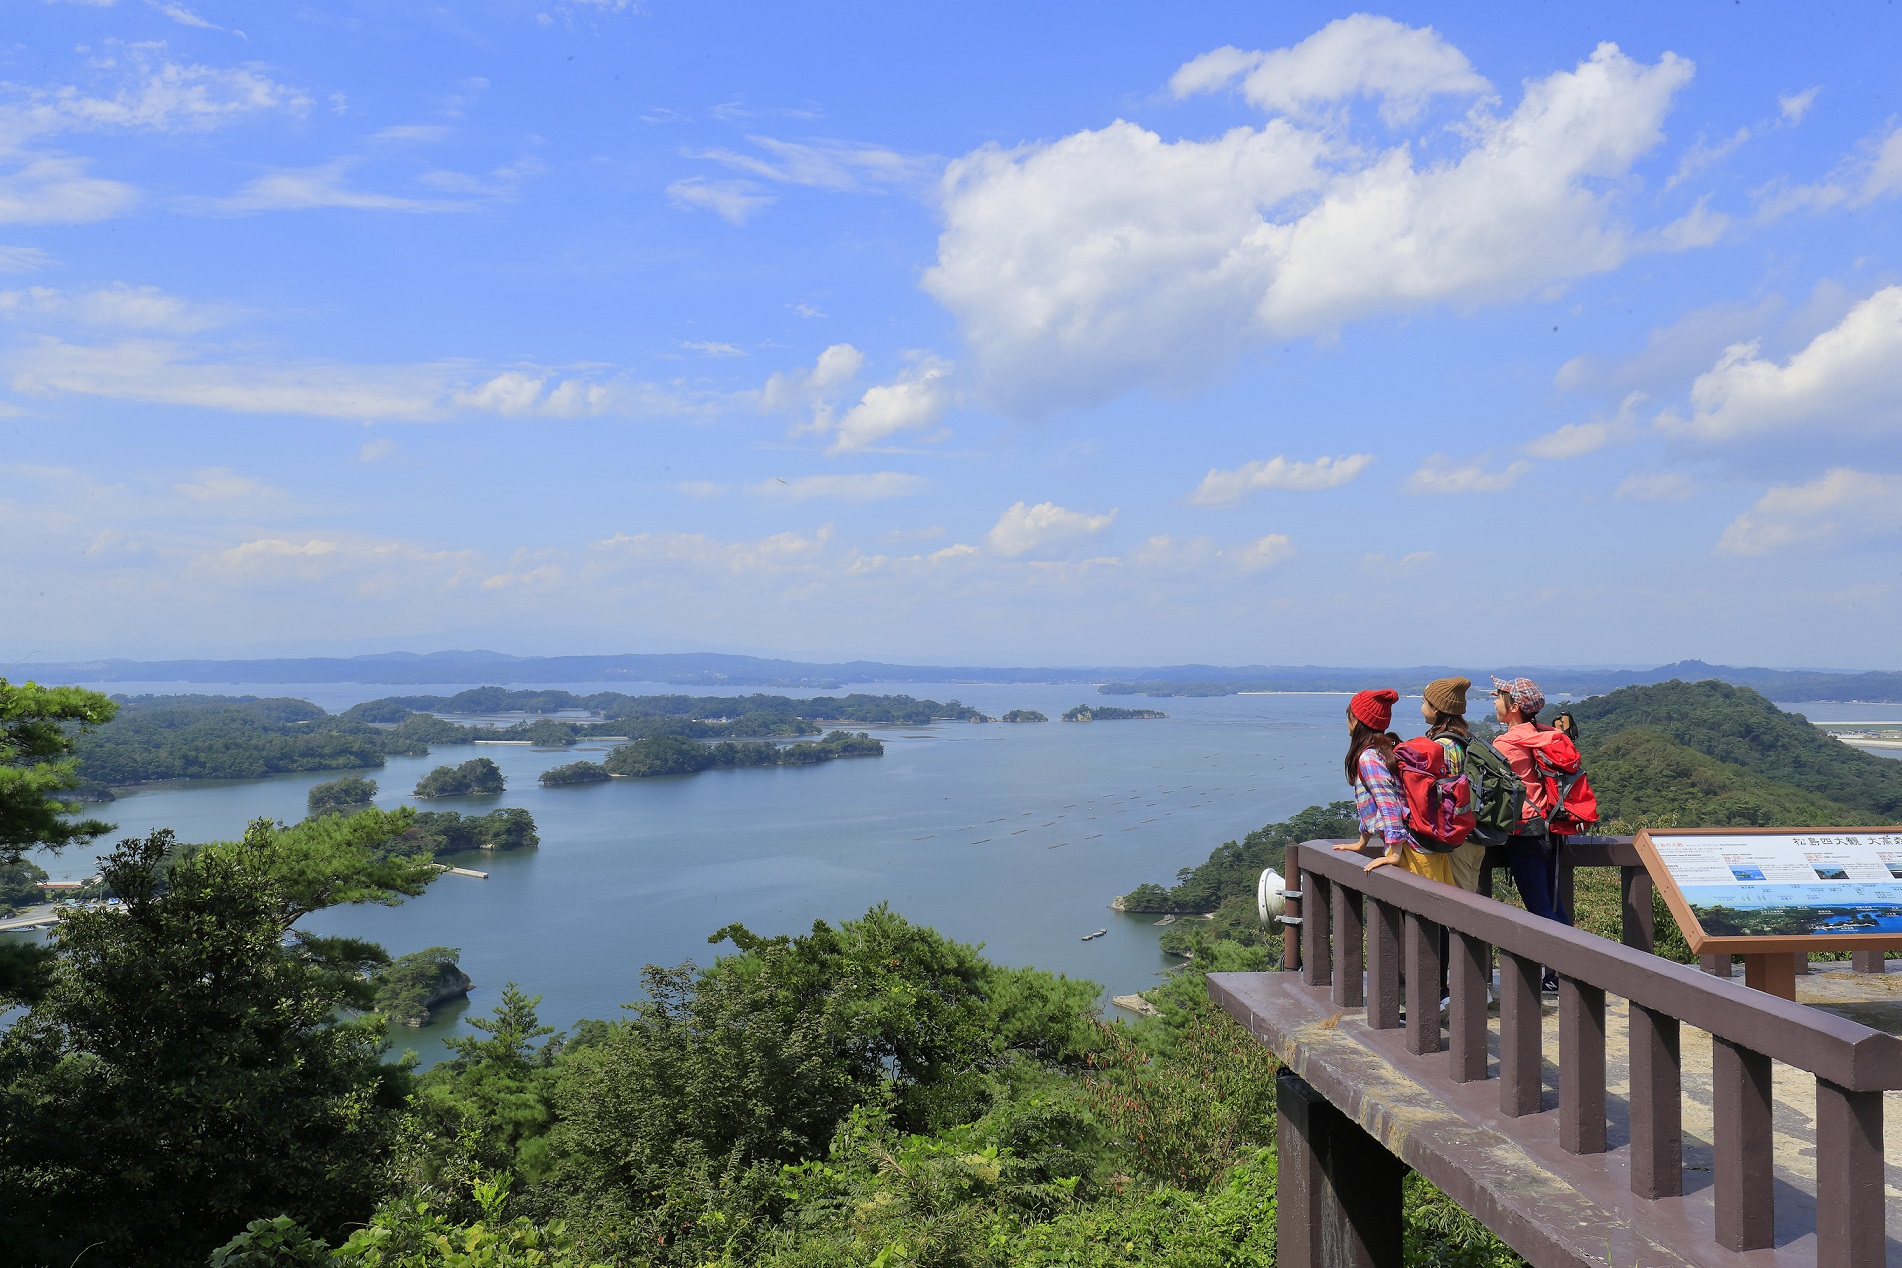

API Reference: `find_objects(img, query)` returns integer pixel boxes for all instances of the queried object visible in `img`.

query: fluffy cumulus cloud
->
[764,344,956,453]
[589,526,837,575]
[1664,286,1902,441]
[924,27,1695,413]
[1188,453,1373,506]
[985,501,1117,557]
[1716,468,1902,555]
[1405,454,1533,494]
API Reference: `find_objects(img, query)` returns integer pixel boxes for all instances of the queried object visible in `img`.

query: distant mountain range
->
[9,652,1902,702]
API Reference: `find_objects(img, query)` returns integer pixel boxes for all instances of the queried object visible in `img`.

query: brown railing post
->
[1627,1002,1682,1199]
[1281,844,1301,974]
[1712,1037,1774,1251]
[1276,1067,1404,1268]
[1403,912,1442,1056]
[1815,1077,1884,1268]
[1449,931,1488,1083]
[1303,869,1332,989]
[1366,896,1401,1030]
[1699,954,1729,978]
[1332,885,1364,1009]
[1558,978,1607,1154]
[1499,952,1541,1117]
[1852,949,1886,974]
[1618,865,1654,953]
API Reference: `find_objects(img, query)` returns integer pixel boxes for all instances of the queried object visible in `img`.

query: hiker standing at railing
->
[1489,675,1602,991]
[1420,676,1488,894]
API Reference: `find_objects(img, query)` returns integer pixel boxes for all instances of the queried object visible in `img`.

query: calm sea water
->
[19,682,1367,1064]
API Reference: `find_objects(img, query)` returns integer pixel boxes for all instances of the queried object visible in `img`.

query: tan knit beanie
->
[1423,676,1471,716]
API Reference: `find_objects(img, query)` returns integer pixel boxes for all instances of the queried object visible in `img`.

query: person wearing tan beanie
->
[1419,677,1487,894]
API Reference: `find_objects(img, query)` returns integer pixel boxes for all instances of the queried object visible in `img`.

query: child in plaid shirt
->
[1333,688,1453,884]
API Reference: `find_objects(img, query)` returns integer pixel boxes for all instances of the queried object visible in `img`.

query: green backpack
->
[1448,734,1525,846]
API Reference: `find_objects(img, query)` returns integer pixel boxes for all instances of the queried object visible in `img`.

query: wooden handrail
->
[1281,837,1899,1263]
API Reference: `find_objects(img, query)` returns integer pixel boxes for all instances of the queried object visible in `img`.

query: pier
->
[1211,838,1902,1267]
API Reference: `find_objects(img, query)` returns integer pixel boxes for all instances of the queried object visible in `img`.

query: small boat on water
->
[1080,928,1108,941]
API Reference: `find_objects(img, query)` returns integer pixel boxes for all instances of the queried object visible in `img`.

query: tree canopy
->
[0,677,117,866]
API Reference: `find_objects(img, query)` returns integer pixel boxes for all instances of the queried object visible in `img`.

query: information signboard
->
[1635,826,1902,955]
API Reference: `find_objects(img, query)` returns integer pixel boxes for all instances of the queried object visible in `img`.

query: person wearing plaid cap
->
[1490,675,1572,990]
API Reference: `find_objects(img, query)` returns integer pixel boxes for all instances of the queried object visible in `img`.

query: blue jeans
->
[1505,833,1570,925]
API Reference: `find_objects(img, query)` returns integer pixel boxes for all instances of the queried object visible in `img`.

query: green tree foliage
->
[540,761,610,786]
[540,906,1098,1260]
[1582,727,1861,828]
[74,695,412,785]
[0,811,434,1265]
[311,774,380,817]
[1,677,117,865]
[415,758,506,799]
[602,732,883,779]
[374,948,472,1026]
[1569,679,1902,820]
[1061,706,1166,721]
[207,1215,335,1267]
[401,808,539,855]
[0,857,49,912]
[1119,802,1358,915]
[1001,710,1048,723]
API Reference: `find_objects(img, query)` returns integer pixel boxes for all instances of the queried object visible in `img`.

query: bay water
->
[22,682,1360,1064]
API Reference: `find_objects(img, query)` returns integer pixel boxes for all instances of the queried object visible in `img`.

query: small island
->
[1001,709,1048,723]
[1062,705,1167,722]
[371,947,472,1027]
[603,730,882,778]
[539,760,611,786]
[413,758,505,798]
[307,775,377,817]
[405,807,538,853]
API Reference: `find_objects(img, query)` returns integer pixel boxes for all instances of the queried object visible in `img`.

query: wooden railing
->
[1277,838,1902,1267]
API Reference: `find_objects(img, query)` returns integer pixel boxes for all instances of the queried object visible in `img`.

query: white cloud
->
[753,472,926,501]
[1613,471,1697,502]
[197,536,480,590]
[1665,127,1750,191]
[926,38,1694,413]
[1234,533,1296,572]
[590,526,836,575]
[0,53,307,144]
[986,501,1116,557]
[666,176,773,225]
[1665,286,1902,440]
[0,282,225,332]
[173,466,280,500]
[764,345,954,453]
[1363,550,1436,574]
[1188,453,1373,506]
[356,438,397,463]
[373,124,452,145]
[1779,87,1820,125]
[682,340,745,357]
[1758,122,1902,216]
[204,161,472,215]
[695,136,935,193]
[1526,391,1646,458]
[7,337,696,422]
[1405,454,1533,494]
[1170,16,1488,123]
[150,2,221,30]
[1716,468,1902,556]
[0,154,138,224]
[0,246,52,273]
[830,356,954,453]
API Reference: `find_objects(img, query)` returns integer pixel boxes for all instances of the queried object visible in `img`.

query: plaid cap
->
[1490,675,1545,713]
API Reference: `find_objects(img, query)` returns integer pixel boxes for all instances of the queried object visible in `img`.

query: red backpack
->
[1522,733,1599,836]
[1394,736,1476,853]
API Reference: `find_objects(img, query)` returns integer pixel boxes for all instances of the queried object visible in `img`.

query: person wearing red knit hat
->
[1332,689,1452,885]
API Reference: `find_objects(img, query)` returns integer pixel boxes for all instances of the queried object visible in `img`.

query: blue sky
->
[3,1,1901,668]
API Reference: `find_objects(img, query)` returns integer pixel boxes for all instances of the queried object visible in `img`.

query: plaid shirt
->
[1353,747,1417,848]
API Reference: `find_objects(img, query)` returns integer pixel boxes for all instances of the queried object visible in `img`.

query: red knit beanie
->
[1349,688,1399,731]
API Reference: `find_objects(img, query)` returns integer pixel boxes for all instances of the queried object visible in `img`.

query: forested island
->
[1062,704,1166,721]
[1001,709,1047,723]
[602,730,882,777]
[540,760,611,786]
[414,757,506,798]
[69,689,981,786]
[370,946,472,1026]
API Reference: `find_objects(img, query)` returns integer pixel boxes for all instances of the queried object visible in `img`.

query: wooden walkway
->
[1211,840,1902,1268]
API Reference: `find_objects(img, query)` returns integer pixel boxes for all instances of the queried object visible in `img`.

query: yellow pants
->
[1390,842,1454,885]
